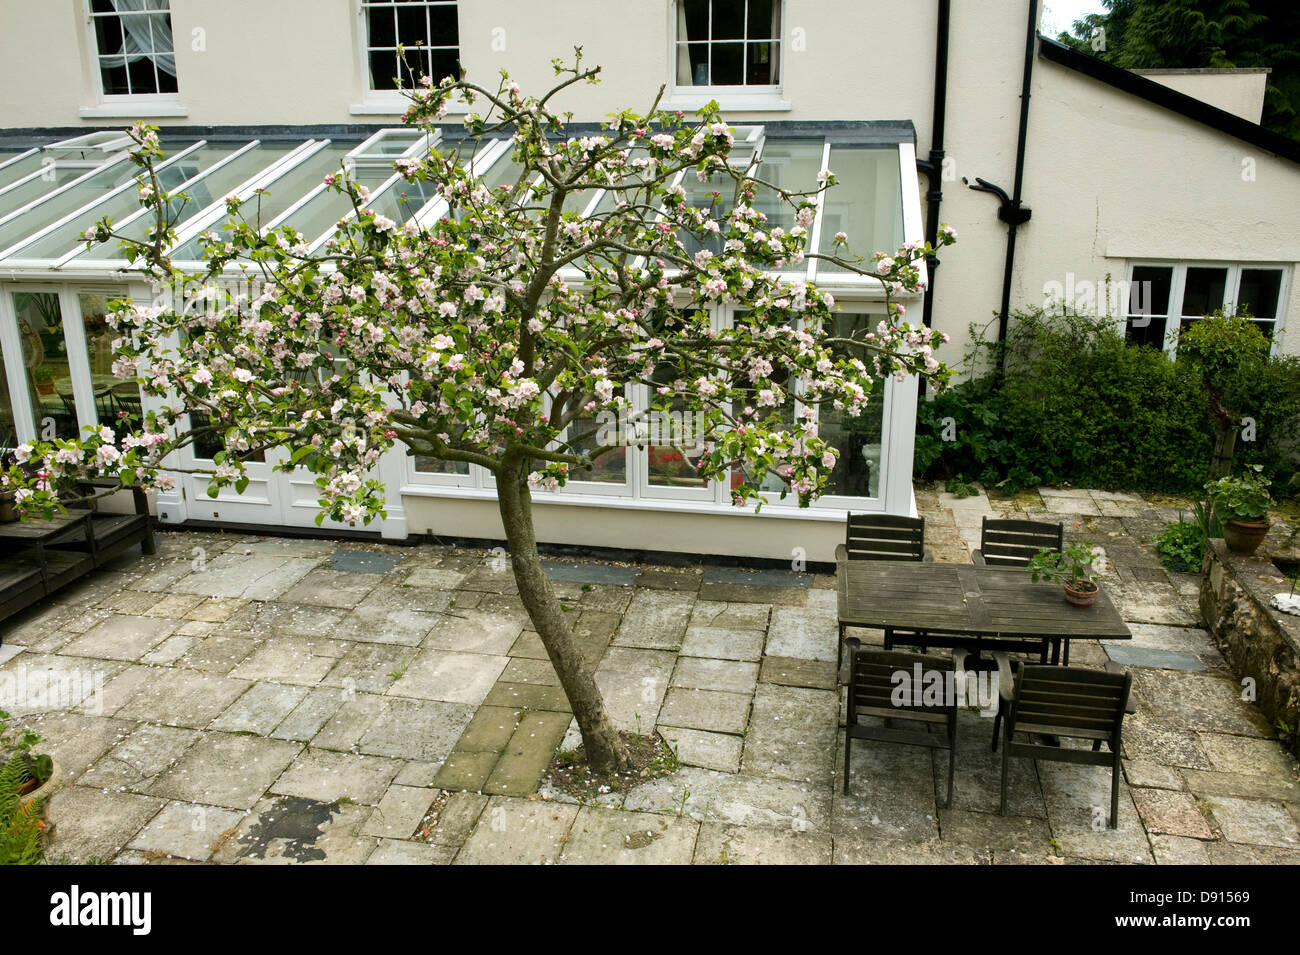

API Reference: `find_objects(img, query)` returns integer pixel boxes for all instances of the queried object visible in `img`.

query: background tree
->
[2,53,954,774]
[1059,0,1300,142]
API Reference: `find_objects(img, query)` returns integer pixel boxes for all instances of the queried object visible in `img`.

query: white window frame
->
[80,0,186,119]
[351,0,469,116]
[1123,261,1291,358]
[664,0,792,113]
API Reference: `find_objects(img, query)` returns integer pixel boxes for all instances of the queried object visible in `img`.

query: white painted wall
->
[1134,69,1269,124]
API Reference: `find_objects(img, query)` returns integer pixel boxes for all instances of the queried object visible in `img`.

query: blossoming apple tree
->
[3,52,955,772]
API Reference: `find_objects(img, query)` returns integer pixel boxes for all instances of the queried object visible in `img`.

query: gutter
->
[915,0,950,333]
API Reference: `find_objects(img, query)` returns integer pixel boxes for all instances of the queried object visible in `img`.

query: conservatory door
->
[174,421,289,526]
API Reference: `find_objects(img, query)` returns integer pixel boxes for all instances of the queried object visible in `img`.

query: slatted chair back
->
[978,517,1063,567]
[845,513,925,562]
[1007,665,1130,742]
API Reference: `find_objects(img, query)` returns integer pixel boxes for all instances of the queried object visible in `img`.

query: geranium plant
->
[1205,465,1273,523]
[0,52,955,772]
[1027,543,1103,592]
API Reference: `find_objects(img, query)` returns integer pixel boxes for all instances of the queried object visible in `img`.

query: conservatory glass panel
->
[0,158,144,256]
[817,145,904,273]
[817,312,886,498]
[0,152,46,192]
[13,292,79,440]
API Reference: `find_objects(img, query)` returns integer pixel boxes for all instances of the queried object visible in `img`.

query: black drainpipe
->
[966,0,1038,372]
[916,0,950,335]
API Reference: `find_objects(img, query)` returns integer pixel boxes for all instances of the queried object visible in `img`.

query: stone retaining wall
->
[1200,539,1300,758]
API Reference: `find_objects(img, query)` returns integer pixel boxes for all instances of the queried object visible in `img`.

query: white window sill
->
[78,103,189,119]
[662,92,792,113]
[350,94,470,116]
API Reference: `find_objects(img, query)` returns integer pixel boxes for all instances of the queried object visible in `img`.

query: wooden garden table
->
[837,559,1132,666]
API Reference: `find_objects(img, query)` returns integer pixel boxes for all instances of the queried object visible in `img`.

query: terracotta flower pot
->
[17,758,61,813]
[1063,579,1099,608]
[1223,518,1270,556]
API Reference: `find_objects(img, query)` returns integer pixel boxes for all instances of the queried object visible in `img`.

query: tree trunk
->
[495,464,633,774]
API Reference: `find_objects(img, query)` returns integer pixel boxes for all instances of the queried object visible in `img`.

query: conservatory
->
[0,123,925,560]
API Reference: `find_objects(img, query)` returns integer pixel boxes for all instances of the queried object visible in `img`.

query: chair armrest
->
[992,651,1017,706]
[834,543,848,563]
[1105,661,1138,714]
[971,549,987,566]
[950,648,969,673]
[922,549,935,563]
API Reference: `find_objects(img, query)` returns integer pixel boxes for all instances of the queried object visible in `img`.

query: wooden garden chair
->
[971,517,1063,567]
[842,638,966,809]
[836,514,932,669]
[991,654,1131,828]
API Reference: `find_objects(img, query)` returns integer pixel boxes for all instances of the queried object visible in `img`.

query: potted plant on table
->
[33,365,55,396]
[0,709,58,865]
[1206,465,1273,556]
[1027,543,1104,608]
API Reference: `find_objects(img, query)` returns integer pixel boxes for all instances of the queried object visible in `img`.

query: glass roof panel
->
[0,156,146,258]
[168,142,357,261]
[817,145,903,275]
[15,144,240,262]
[0,152,46,191]
[277,166,396,243]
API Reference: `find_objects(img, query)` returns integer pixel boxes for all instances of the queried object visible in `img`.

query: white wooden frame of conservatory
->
[0,130,925,537]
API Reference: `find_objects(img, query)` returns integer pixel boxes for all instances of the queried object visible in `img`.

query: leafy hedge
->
[914,309,1300,496]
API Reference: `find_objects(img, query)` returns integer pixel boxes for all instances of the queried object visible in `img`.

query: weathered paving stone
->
[185,597,247,623]
[352,582,454,615]
[454,796,579,864]
[454,705,523,754]
[80,724,201,791]
[434,751,499,792]
[835,738,940,842]
[742,683,837,782]
[766,605,839,662]
[670,657,759,694]
[21,712,133,781]
[127,801,245,862]
[0,652,124,716]
[89,664,157,716]
[403,567,468,590]
[1207,796,1300,848]
[623,766,831,832]
[1103,645,1205,671]
[1182,768,1300,804]
[1198,733,1300,778]
[558,806,699,864]
[543,560,639,586]
[150,732,303,810]
[575,585,634,614]
[366,839,457,864]
[116,669,252,728]
[175,634,259,674]
[834,837,991,865]
[333,604,444,646]
[1147,833,1300,865]
[226,601,348,638]
[484,710,571,796]
[211,683,310,735]
[388,649,507,705]
[1134,670,1273,737]
[658,727,743,772]
[426,791,488,846]
[423,610,525,655]
[327,549,404,575]
[171,555,305,600]
[359,698,475,763]
[322,644,416,695]
[143,593,205,619]
[484,681,573,713]
[593,647,676,731]
[99,590,165,615]
[46,787,165,864]
[1037,763,1153,864]
[226,637,345,685]
[222,796,375,865]
[614,590,696,649]
[702,567,810,588]
[140,634,194,666]
[60,614,179,661]
[690,600,771,630]
[393,760,440,788]
[499,657,560,686]
[360,785,440,839]
[280,569,380,608]
[1122,711,1212,770]
[636,569,701,592]
[937,809,1055,854]
[658,687,752,736]
[693,821,832,864]
[698,582,807,606]
[759,655,837,690]
[1130,787,1214,839]
[680,626,766,662]
[1122,759,1185,791]
[273,687,349,742]
[272,748,401,805]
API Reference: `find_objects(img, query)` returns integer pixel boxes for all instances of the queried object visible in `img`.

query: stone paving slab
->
[127,800,246,862]
[150,733,303,810]
[388,649,507,705]
[658,687,752,736]
[46,787,166,864]
[558,805,699,864]
[659,727,744,772]
[1103,645,1206,671]
[454,797,578,865]
[1130,787,1215,839]
[693,821,833,864]
[542,560,639,586]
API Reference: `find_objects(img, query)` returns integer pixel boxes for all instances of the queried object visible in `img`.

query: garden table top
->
[838,559,1132,641]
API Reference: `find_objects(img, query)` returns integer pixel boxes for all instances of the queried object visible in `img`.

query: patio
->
[1,484,1297,865]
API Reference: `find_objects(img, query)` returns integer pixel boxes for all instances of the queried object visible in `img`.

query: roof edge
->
[1037,35,1300,166]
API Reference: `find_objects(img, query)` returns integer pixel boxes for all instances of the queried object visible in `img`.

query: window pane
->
[415,455,469,475]
[1124,317,1167,349]
[712,0,746,39]
[818,145,904,273]
[368,5,397,47]
[0,334,17,449]
[682,0,709,40]
[370,49,400,89]
[819,313,885,498]
[566,394,626,485]
[679,43,710,85]
[13,292,79,441]
[709,43,744,84]
[1128,265,1171,317]
[746,42,776,84]
[1238,268,1282,319]
[647,361,706,488]
[79,292,139,439]
[1181,267,1227,316]
[189,410,266,463]
[396,4,428,44]
[429,6,459,46]
[429,47,460,83]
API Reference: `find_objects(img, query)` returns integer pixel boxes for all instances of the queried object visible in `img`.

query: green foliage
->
[1028,544,1103,587]
[1206,465,1274,521]
[1178,310,1271,386]
[1155,516,1207,572]
[915,309,1300,495]
[0,709,48,865]
[943,477,979,498]
[1058,0,1300,143]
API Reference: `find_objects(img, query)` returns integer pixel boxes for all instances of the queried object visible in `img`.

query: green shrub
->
[915,309,1300,495]
[1155,518,1206,573]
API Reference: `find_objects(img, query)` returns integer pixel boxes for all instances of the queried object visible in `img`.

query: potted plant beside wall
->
[0,709,58,865]
[1028,544,1104,608]
[1206,466,1274,556]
